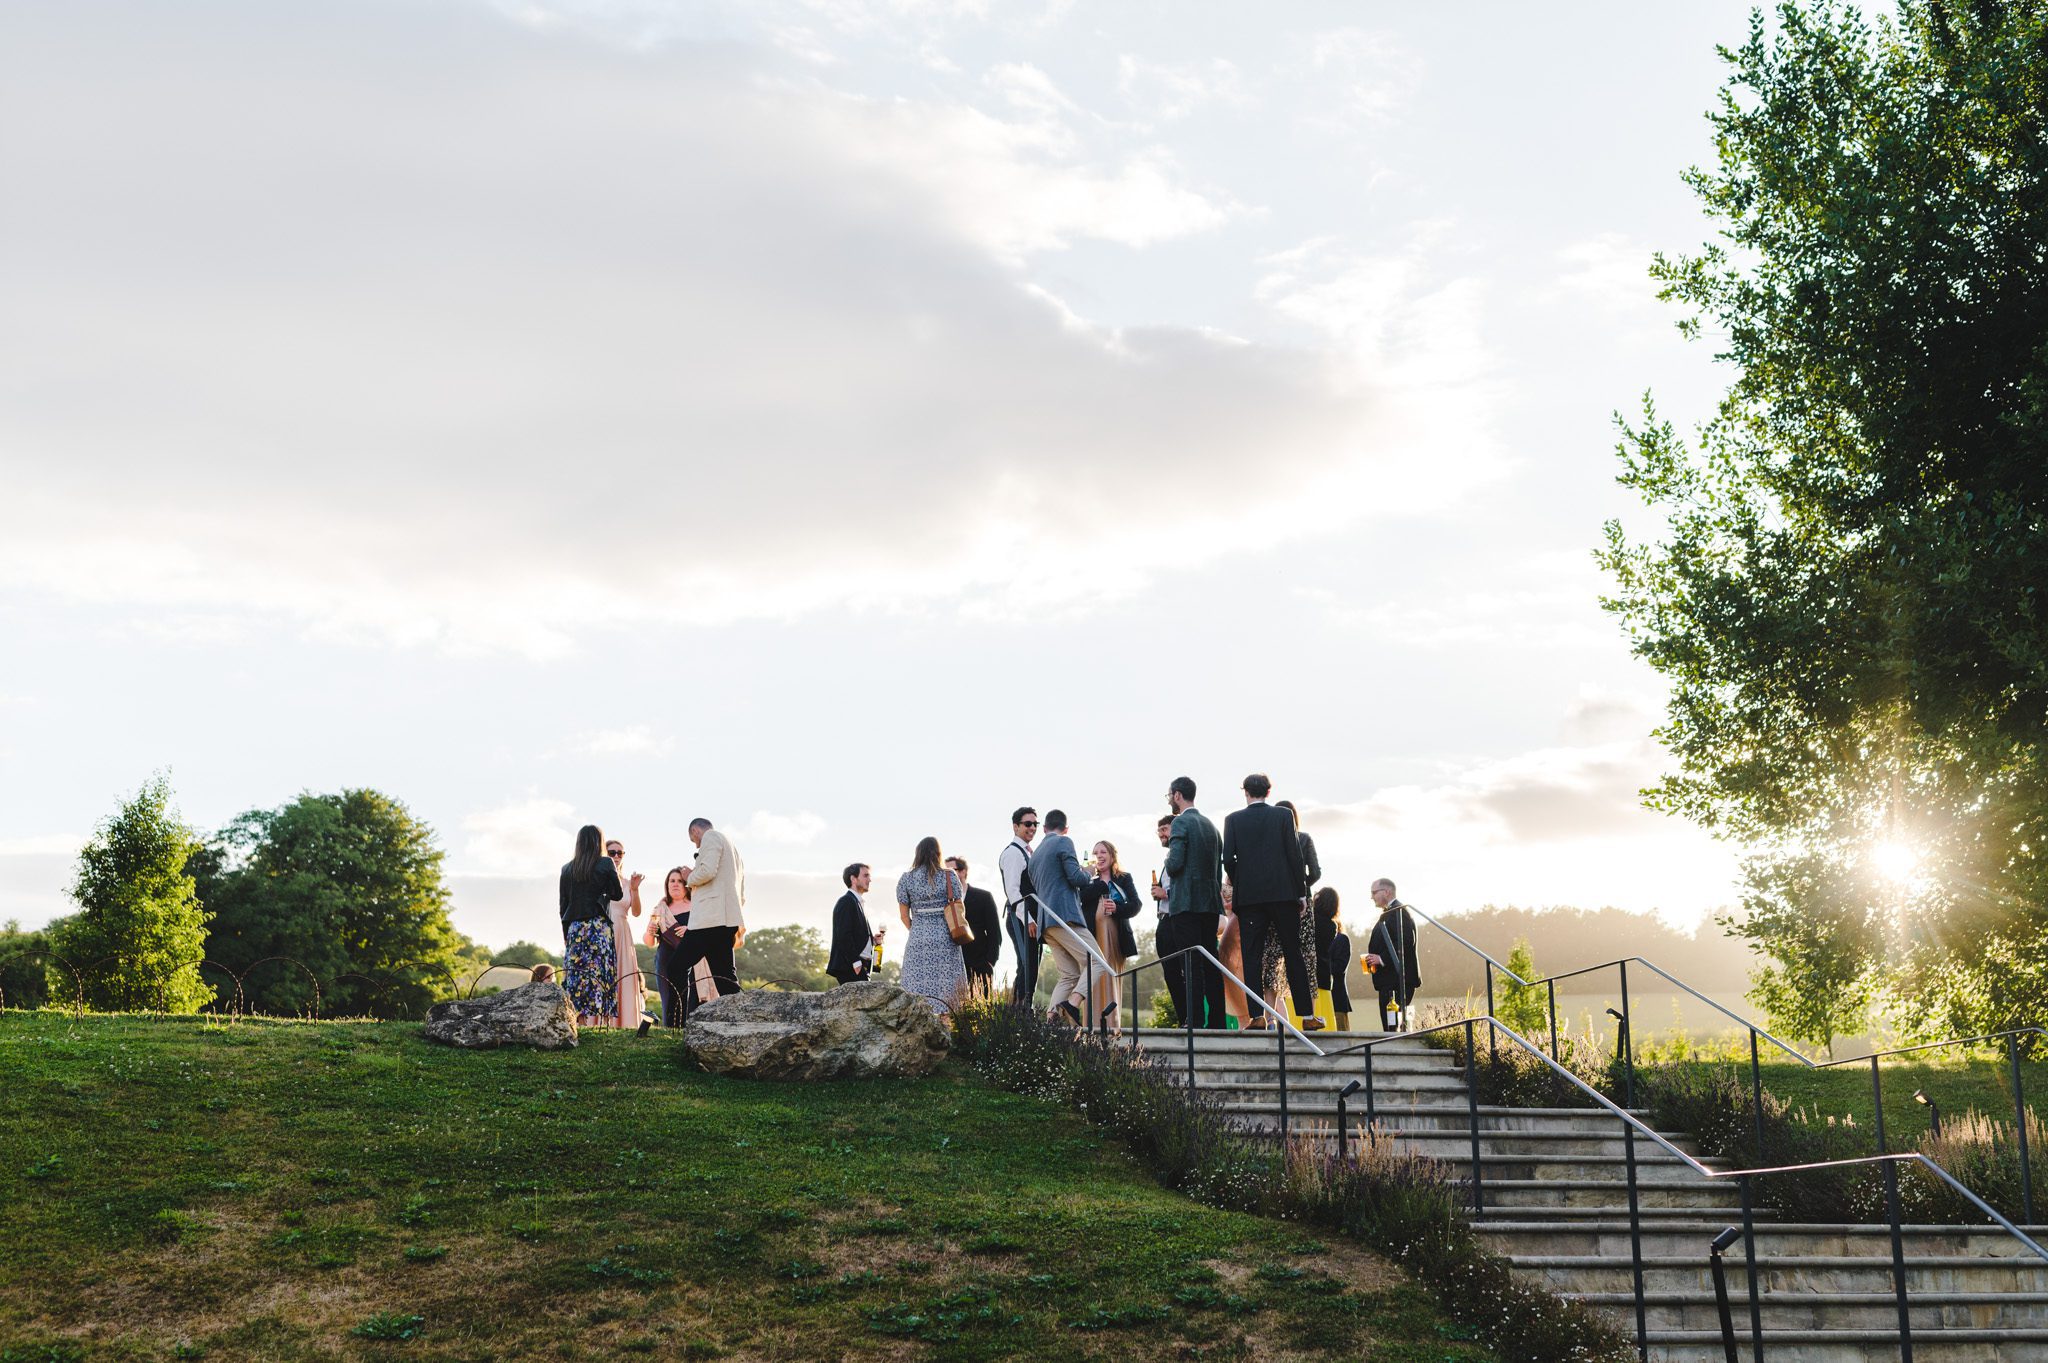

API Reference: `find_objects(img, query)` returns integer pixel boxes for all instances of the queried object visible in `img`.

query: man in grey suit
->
[1026,809,1100,1026]
[1158,775,1227,1029]
[1222,773,1320,1030]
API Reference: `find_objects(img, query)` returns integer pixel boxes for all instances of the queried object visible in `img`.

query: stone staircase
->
[1130,1027,2048,1362]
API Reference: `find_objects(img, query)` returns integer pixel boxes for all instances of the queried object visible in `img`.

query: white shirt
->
[853,890,875,968]
[998,837,1033,922]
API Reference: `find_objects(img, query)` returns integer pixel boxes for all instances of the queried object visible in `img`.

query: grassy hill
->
[0,1013,1496,1363]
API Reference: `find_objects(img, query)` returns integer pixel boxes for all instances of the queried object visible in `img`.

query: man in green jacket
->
[1158,776,1227,1028]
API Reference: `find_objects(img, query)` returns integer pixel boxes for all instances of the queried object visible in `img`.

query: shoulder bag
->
[941,870,973,945]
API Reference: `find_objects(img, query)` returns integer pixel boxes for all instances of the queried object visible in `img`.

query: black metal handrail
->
[1339,1012,2048,1363]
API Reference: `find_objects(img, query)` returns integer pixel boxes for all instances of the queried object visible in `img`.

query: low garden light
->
[1336,1079,1364,1161]
[1913,1089,1942,1137]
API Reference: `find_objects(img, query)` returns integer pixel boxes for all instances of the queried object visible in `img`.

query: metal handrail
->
[1344,1011,2048,1363]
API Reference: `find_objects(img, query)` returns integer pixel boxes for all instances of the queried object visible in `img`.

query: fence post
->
[1463,1018,1483,1213]
[1364,1046,1376,1126]
[1548,979,1560,1064]
[1275,1012,1289,1140]
[2011,1033,2035,1226]
[1739,1173,1763,1363]
[1183,952,1196,1090]
[1749,1028,1766,1167]
[1619,959,1636,1111]
[1485,961,1498,1064]
[1883,1156,1914,1362]
[1617,999,1646,1363]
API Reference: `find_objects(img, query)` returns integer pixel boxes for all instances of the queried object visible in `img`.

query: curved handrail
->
[1035,903,1326,1055]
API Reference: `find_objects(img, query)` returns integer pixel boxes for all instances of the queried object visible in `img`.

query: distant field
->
[0,1011,1496,1363]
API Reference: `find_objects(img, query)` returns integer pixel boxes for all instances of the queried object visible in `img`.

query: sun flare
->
[1870,839,1921,885]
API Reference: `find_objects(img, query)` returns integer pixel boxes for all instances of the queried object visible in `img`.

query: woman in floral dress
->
[896,836,965,1012]
[558,824,622,1026]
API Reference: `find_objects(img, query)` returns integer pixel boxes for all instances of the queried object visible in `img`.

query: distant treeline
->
[1409,905,1757,998]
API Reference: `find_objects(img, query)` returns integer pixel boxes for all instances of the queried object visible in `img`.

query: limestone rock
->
[682,983,949,1080]
[422,981,578,1050]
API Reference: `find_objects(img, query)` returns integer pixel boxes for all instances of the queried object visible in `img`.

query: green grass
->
[1750,1053,2047,1147]
[0,1012,1496,1363]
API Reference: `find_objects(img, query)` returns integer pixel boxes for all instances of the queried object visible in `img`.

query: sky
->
[0,0,1763,955]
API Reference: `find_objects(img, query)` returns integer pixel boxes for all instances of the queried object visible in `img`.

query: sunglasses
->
[607,849,624,858]
[1020,820,1039,829]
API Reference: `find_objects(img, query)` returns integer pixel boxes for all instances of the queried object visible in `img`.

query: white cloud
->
[735,809,829,846]
[1116,55,1252,122]
[460,797,581,876]
[1300,27,1421,127]
[0,0,1486,656]
[563,726,675,758]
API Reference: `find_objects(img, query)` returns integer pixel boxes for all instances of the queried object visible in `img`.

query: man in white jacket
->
[679,817,746,1010]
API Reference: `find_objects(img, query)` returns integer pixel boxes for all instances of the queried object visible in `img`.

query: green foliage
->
[1495,940,1549,1037]
[489,940,561,968]
[1600,0,2048,1046]
[192,789,463,1018]
[732,923,833,992]
[49,775,213,1012]
[0,919,54,1011]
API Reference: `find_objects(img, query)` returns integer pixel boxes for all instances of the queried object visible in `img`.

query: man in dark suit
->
[827,863,877,986]
[1158,775,1227,1029]
[947,856,1002,999]
[1222,773,1321,1030]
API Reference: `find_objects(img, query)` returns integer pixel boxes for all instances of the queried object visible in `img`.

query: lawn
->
[1751,1053,2047,1148]
[0,1012,1496,1363]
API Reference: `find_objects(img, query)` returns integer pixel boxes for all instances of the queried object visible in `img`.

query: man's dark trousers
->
[1009,916,1044,1006]
[1235,901,1314,1022]
[1157,912,1226,1027]
[676,926,740,1015]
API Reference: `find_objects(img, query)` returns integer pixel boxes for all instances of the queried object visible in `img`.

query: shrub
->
[1898,1108,2048,1226]
[953,1001,1633,1363]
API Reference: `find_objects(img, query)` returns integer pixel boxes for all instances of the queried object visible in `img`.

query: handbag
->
[941,870,974,945]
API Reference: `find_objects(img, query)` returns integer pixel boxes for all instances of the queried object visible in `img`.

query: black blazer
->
[1368,905,1421,995]
[559,858,624,927]
[1081,871,1142,960]
[827,891,873,985]
[961,886,1002,974]
[1221,802,1309,906]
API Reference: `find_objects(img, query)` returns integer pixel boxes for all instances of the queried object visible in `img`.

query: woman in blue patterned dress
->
[896,836,965,1012]
[559,824,623,1026]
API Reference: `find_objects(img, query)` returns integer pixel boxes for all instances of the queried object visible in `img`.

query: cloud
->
[459,797,581,876]
[1115,55,1252,122]
[735,809,829,846]
[0,0,1504,655]
[1299,27,1421,127]
[562,726,675,758]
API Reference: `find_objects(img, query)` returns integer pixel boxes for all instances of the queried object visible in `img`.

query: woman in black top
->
[1083,840,1142,1033]
[559,824,624,1026]
[1312,887,1354,1031]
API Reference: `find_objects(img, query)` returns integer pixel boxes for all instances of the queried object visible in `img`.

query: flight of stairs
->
[1129,1027,2048,1362]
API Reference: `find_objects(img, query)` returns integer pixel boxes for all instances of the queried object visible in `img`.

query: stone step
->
[1518,1254,2048,1296]
[1584,1290,2048,1332]
[1640,1326,2048,1363]
[1480,1221,2048,1260]
[1480,1179,1745,1211]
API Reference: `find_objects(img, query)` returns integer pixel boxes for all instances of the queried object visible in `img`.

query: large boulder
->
[422,982,578,1051]
[682,983,949,1080]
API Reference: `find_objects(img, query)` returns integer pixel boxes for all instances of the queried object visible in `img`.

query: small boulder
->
[423,982,578,1051]
[682,984,949,1080]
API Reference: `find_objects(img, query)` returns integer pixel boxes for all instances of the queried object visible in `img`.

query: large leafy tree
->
[194,789,466,1018]
[1601,0,2048,1045]
[49,776,214,1012]
[734,925,835,993]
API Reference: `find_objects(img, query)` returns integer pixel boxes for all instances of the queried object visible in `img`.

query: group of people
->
[557,773,1423,1035]
[556,817,748,1029]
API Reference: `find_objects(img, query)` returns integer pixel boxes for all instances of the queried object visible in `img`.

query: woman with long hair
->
[605,837,644,1028]
[1083,839,1141,1033]
[643,866,711,1029]
[1217,882,1249,1029]
[895,836,965,1012]
[558,824,623,1027]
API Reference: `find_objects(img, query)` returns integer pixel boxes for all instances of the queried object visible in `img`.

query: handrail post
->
[1276,1011,1290,1140]
[1485,961,1498,1064]
[1619,959,1636,1110]
[1336,1087,1349,1162]
[1623,1114,1647,1361]
[1709,1227,1740,1363]
[1364,1046,1376,1126]
[1749,1028,1766,1167]
[1548,979,1560,1064]
[2011,1033,2035,1226]
[1463,1019,1483,1213]
[1884,1156,1914,1362]
[1872,1054,1888,1156]
[1739,1174,1763,1362]
[1182,951,1196,1090]
[1127,967,1137,1054]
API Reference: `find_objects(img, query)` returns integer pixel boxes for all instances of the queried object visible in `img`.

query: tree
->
[1600,0,2048,1046]
[194,789,465,1018]
[491,940,562,968]
[49,776,213,1011]
[0,919,55,1011]
[1496,939,1551,1038]
[734,924,834,992]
